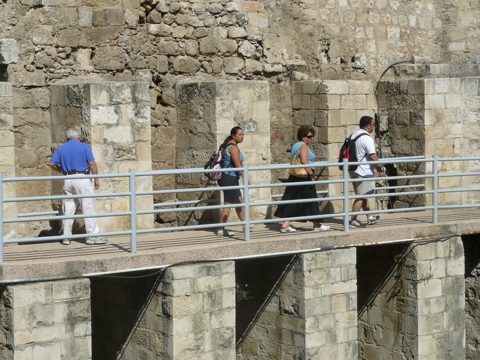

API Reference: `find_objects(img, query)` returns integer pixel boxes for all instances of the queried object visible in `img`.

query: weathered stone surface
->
[92,46,125,70]
[172,56,201,74]
[0,39,18,64]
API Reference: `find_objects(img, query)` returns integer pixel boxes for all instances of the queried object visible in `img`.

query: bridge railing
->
[1,155,480,262]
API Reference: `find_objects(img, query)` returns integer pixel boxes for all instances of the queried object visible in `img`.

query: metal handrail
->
[0,155,479,262]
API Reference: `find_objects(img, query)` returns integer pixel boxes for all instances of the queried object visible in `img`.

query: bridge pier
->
[236,247,358,359]
[0,237,469,359]
[0,279,91,359]
[358,236,465,359]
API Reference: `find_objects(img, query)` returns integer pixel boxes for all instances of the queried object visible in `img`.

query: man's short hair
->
[66,128,80,140]
[359,116,373,129]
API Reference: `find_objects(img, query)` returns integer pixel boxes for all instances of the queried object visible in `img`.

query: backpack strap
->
[351,132,369,162]
[223,143,238,168]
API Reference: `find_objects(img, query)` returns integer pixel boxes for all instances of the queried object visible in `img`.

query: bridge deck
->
[2,209,480,283]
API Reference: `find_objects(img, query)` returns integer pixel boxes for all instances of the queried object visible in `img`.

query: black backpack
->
[338,133,369,171]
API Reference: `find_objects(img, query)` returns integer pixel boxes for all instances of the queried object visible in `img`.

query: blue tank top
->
[221,144,244,177]
[291,141,315,164]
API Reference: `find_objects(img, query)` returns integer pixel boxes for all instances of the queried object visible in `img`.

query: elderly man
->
[49,128,107,245]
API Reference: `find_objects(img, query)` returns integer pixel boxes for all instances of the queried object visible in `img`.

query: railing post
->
[129,168,137,253]
[343,159,350,231]
[243,164,250,241]
[432,155,438,224]
[0,173,3,263]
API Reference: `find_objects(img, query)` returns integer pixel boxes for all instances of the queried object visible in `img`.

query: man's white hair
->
[66,128,80,140]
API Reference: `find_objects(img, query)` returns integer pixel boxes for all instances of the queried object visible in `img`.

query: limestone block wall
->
[122,261,236,359]
[379,67,480,209]
[175,80,271,225]
[291,80,375,213]
[0,82,17,239]
[462,233,480,360]
[4,1,480,226]
[50,81,153,233]
[0,279,91,360]
[358,238,465,359]
[237,248,357,360]
[377,78,427,209]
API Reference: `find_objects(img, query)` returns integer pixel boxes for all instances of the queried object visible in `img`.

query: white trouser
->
[62,176,99,237]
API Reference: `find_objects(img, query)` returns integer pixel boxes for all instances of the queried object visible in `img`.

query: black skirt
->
[274,175,322,222]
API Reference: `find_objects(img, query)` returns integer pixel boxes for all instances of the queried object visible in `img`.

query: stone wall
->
[463,233,480,360]
[291,80,375,213]
[91,262,236,359]
[0,279,91,360]
[358,237,465,359]
[174,80,270,225]
[2,0,480,231]
[50,81,154,233]
[378,66,480,209]
[237,248,357,359]
[0,82,17,239]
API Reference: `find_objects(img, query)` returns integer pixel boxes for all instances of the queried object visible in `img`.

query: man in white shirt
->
[349,116,386,227]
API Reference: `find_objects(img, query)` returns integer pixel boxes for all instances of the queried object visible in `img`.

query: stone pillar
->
[237,248,357,359]
[50,81,154,233]
[0,82,17,239]
[119,261,236,359]
[0,279,91,360]
[379,66,480,208]
[291,80,375,213]
[358,237,465,359]
[176,81,271,225]
[0,39,18,240]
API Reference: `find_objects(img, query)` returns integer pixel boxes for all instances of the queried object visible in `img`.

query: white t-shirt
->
[351,129,376,177]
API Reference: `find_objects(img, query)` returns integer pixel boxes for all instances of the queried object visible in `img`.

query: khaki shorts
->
[351,172,375,195]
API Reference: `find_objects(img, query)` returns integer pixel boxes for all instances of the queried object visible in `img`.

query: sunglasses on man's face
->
[305,135,314,139]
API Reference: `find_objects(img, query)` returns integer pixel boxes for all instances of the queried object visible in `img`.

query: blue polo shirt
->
[50,140,95,174]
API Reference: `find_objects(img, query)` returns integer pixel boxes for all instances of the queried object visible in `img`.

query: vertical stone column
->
[291,80,375,213]
[176,81,271,225]
[358,237,465,359]
[0,82,17,239]
[237,248,357,359]
[0,39,18,240]
[120,261,236,359]
[379,68,480,208]
[50,81,154,233]
[0,279,91,360]
[408,237,465,359]
[303,248,358,359]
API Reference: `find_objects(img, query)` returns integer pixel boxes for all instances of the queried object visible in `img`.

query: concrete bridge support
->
[91,261,236,359]
[0,238,469,359]
[236,248,358,359]
[0,279,91,360]
[358,237,465,359]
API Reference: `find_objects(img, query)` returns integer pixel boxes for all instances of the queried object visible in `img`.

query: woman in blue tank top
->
[274,125,330,233]
[216,126,251,236]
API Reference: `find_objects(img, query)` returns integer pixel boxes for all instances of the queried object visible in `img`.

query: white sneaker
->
[216,229,235,236]
[280,226,296,233]
[367,215,380,225]
[243,224,255,231]
[86,237,108,245]
[349,220,362,227]
[313,225,330,231]
[62,238,71,245]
